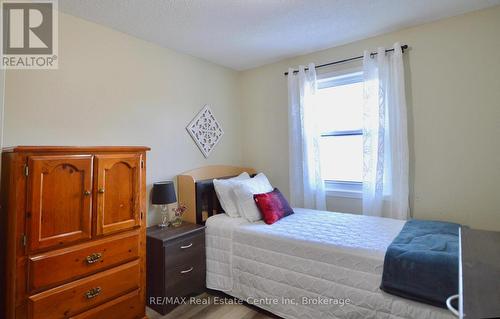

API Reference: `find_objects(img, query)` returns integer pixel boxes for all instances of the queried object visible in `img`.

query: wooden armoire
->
[0,146,150,319]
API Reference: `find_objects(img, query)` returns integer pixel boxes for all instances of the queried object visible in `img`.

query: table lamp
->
[152,181,177,228]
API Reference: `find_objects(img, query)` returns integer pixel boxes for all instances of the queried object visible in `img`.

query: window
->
[316,71,363,197]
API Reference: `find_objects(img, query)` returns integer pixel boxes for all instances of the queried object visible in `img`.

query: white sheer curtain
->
[362,43,409,219]
[287,63,326,210]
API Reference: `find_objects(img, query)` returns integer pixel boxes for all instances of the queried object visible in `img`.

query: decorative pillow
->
[253,188,294,225]
[232,173,273,222]
[213,172,250,217]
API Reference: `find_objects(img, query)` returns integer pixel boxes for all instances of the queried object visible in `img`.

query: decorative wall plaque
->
[186,105,224,158]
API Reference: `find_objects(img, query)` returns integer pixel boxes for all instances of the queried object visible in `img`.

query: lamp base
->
[158,205,170,228]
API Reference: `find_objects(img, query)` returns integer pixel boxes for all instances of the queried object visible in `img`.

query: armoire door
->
[95,154,142,235]
[27,155,93,251]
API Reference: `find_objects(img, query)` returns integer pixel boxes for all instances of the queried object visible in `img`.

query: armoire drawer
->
[69,289,143,319]
[28,260,140,319]
[28,230,140,292]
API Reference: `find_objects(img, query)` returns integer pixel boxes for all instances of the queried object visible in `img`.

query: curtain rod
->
[284,44,408,76]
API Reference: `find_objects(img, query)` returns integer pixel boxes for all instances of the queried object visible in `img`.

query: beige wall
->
[3,12,243,226]
[4,7,500,230]
[239,6,500,231]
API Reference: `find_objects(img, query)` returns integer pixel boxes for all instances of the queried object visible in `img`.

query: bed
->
[177,166,454,319]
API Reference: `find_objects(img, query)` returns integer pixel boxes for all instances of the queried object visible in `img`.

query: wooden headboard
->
[177,166,256,225]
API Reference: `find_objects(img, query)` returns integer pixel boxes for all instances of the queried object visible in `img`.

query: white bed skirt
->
[205,209,453,319]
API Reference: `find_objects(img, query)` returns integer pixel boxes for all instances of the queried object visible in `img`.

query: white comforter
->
[206,208,453,319]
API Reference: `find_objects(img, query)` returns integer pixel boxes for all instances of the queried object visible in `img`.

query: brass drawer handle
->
[180,243,193,249]
[86,253,102,264]
[98,188,105,194]
[84,190,91,196]
[85,287,101,299]
[180,267,194,274]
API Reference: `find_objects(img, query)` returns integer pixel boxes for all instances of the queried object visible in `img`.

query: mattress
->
[206,208,453,319]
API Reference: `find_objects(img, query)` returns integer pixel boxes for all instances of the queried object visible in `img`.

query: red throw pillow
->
[253,188,294,225]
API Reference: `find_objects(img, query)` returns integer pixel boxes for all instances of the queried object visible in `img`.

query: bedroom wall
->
[239,6,500,231]
[3,12,243,226]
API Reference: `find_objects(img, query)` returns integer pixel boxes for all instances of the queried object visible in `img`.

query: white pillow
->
[213,172,250,217]
[232,173,273,222]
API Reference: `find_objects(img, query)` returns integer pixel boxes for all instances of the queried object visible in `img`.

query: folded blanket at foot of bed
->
[380,219,460,308]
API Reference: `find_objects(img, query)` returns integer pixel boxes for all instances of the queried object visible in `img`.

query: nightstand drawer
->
[165,262,205,297]
[164,232,205,268]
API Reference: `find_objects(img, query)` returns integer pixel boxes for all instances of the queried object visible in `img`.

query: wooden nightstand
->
[146,223,206,315]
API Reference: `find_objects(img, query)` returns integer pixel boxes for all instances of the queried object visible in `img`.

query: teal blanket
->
[380,220,460,308]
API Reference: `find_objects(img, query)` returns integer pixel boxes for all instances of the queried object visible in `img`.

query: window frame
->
[316,68,364,198]
[325,180,362,199]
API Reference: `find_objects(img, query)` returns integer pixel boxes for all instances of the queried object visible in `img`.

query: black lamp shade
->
[152,181,177,205]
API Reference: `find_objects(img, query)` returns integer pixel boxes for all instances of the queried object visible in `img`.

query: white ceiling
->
[59,0,500,70]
